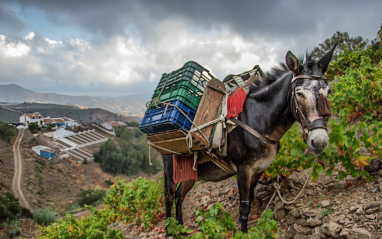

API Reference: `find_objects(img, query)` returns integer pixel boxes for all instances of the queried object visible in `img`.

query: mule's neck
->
[239,71,296,142]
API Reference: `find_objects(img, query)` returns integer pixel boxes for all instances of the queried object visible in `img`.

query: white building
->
[19,113,44,126]
[19,113,79,127]
[101,121,127,130]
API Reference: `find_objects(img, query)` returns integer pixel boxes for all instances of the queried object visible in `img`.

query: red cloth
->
[173,155,198,184]
[226,87,247,119]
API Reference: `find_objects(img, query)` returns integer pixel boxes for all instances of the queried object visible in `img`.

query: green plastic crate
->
[149,61,215,111]
[155,61,214,93]
[150,80,203,111]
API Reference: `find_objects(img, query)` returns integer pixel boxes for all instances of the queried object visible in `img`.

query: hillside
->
[0,84,148,117]
[2,102,140,124]
[0,125,135,237]
[0,107,21,123]
[112,169,381,238]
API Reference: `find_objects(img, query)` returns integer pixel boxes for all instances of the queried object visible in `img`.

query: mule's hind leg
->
[175,180,195,224]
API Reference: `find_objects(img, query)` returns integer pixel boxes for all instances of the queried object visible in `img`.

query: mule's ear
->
[286,51,300,75]
[318,44,337,73]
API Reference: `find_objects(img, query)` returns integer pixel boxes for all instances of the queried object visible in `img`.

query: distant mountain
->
[1,102,140,124]
[0,84,149,117]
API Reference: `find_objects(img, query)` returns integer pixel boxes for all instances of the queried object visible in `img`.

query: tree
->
[311,31,369,60]
[28,122,39,132]
[46,122,54,130]
[126,121,140,127]
[371,24,382,51]
[0,122,16,143]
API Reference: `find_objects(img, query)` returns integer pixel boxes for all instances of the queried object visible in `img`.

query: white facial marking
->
[295,80,327,122]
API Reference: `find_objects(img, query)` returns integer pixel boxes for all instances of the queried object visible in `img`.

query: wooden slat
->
[147,129,187,142]
[190,78,226,148]
[150,137,205,155]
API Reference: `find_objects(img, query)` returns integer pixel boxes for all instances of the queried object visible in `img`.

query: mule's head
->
[285,46,336,155]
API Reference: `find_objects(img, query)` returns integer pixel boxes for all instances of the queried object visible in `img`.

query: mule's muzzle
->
[307,128,329,155]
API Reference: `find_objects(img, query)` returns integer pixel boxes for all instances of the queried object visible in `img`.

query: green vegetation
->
[93,126,162,176]
[28,122,39,132]
[104,179,114,187]
[166,204,278,239]
[125,121,140,127]
[39,177,278,238]
[77,187,107,207]
[33,209,55,226]
[0,121,16,143]
[267,30,382,181]
[45,122,54,130]
[39,177,163,238]
[29,137,39,145]
[0,192,32,223]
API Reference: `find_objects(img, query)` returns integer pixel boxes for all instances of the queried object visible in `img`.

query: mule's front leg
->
[237,166,253,233]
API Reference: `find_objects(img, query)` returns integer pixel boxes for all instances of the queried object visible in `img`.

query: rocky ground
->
[124,167,382,239]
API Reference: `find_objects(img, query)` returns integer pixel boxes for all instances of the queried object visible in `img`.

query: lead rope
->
[267,154,319,208]
[248,154,319,226]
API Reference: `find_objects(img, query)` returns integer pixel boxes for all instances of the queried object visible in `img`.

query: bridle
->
[230,74,331,146]
[291,75,329,142]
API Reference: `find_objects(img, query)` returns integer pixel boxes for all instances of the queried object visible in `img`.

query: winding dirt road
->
[12,127,32,210]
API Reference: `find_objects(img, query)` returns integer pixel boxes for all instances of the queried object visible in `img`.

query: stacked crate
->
[139,61,215,136]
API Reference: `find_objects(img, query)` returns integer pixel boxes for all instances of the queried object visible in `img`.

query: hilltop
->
[0,84,148,117]
[1,102,140,124]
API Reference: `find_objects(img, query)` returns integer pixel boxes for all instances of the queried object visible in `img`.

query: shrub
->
[165,204,278,239]
[77,188,107,207]
[0,122,16,143]
[33,209,55,226]
[28,122,39,132]
[0,192,32,223]
[104,179,114,186]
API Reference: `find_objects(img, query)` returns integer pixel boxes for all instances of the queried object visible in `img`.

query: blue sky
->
[0,0,381,98]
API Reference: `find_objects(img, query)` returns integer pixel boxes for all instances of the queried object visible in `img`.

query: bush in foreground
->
[33,209,55,226]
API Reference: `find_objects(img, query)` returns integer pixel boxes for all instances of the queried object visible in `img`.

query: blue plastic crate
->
[139,100,195,134]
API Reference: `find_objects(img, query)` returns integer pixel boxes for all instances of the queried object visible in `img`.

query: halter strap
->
[291,75,326,83]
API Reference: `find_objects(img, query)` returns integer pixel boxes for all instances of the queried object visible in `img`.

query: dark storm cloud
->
[0,2,25,34]
[10,0,382,42]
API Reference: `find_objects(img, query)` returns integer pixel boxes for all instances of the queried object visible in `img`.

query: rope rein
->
[266,154,319,208]
[247,154,319,226]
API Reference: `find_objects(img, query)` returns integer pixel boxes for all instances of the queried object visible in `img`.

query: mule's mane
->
[249,53,317,94]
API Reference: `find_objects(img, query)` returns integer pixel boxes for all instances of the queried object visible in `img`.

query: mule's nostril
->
[311,139,315,148]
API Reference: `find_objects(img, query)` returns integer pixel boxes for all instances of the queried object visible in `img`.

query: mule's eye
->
[296,92,305,98]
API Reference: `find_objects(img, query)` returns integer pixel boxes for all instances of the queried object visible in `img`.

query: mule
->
[162,46,336,235]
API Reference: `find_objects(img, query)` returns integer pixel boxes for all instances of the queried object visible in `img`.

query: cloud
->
[1,0,381,98]
[0,2,25,34]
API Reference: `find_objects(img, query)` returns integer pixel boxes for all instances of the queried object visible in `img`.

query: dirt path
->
[12,127,32,210]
